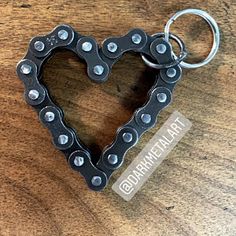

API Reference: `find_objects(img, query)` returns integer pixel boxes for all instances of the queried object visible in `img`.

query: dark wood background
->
[0,0,235,235]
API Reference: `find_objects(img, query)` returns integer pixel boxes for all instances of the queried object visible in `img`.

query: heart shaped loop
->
[17,24,184,191]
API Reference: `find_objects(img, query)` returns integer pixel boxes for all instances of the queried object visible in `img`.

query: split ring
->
[164,9,220,69]
[141,32,187,69]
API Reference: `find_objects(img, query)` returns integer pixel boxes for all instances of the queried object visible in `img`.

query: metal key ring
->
[141,32,188,69]
[164,9,220,69]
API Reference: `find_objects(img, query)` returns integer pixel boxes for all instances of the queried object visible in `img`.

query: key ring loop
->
[164,9,220,69]
[141,32,188,69]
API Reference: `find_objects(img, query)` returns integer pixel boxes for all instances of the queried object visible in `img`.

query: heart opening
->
[42,50,157,163]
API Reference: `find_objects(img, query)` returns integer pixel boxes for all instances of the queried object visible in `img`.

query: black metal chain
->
[16,24,186,191]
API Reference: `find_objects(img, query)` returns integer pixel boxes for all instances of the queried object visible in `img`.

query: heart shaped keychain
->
[16,9,220,191]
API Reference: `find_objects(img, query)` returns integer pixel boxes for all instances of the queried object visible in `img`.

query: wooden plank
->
[0,1,235,235]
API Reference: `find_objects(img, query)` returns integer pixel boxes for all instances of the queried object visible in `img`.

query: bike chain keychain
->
[16,9,220,191]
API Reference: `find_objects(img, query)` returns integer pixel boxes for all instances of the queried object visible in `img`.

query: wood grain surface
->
[0,0,235,235]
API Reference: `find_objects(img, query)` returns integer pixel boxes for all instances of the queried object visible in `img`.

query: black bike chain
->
[16,24,186,191]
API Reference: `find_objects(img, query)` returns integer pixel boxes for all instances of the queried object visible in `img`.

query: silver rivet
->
[34,41,45,52]
[58,29,69,40]
[74,156,84,167]
[157,93,167,103]
[132,34,142,44]
[82,41,93,52]
[156,44,167,54]
[166,68,177,78]
[107,154,118,165]
[93,65,104,75]
[28,89,39,100]
[20,64,32,75]
[44,111,55,122]
[91,176,102,186]
[122,132,133,143]
[58,134,69,145]
[141,113,152,124]
[107,42,118,53]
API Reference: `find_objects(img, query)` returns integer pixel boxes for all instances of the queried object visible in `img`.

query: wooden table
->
[0,1,235,235]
